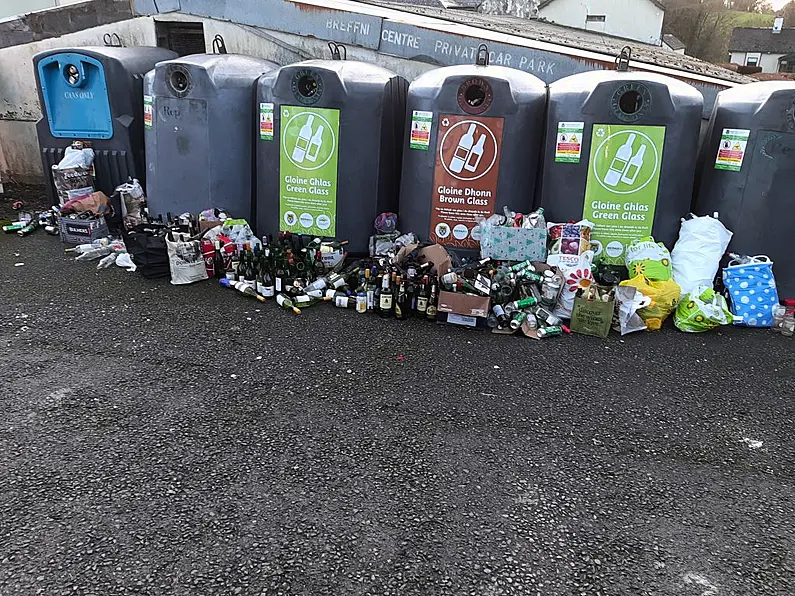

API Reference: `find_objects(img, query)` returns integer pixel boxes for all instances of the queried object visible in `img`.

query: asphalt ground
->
[1,232,794,596]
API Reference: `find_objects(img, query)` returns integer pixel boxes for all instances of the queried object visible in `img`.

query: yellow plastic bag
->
[619,275,681,331]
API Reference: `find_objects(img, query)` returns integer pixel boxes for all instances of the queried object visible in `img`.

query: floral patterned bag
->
[625,237,672,281]
[552,251,595,320]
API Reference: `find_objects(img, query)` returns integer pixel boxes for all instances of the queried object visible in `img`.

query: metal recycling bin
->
[694,81,795,299]
[398,48,547,252]
[539,70,703,263]
[255,59,408,253]
[144,54,278,221]
[33,46,176,202]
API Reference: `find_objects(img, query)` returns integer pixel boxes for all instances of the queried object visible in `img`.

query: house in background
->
[537,0,665,46]
[730,18,795,73]
[0,0,84,20]
[663,34,686,55]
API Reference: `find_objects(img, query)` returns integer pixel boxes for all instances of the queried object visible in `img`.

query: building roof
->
[663,33,686,51]
[367,0,750,83]
[729,27,795,54]
[539,0,666,10]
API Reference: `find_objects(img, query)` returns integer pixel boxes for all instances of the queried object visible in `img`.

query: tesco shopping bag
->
[671,214,733,297]
[722,256,779,327]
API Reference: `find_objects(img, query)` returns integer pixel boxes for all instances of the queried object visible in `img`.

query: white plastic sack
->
[671,214,732,297]
[612,286,650,336]
[56,146,95,170]
[166,232,208,285]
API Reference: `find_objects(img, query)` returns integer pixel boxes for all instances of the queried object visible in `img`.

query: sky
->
[770,0,789,9]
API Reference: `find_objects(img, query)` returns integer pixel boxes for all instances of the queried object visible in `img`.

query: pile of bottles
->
[2,208,60,237]
[214,231,571,339]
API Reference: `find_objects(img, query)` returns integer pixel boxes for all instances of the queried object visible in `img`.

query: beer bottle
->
[425,278,439,322]
[492,304,510,328]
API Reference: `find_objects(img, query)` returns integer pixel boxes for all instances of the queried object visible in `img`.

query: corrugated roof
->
[539,0,666,11]
[729,27,795,54]
[367,1,751,83]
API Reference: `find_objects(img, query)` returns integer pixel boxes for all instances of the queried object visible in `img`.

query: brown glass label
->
[430,114,504,249]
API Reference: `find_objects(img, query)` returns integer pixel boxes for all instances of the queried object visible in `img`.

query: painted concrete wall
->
[729,51,783,72]
[539,0,664,45]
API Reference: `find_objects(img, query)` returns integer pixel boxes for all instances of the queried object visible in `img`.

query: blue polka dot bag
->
[722,256,779,328]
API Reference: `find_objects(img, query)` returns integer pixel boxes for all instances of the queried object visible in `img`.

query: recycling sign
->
[583,124,666,265]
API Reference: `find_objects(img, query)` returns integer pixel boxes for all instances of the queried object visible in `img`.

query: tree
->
[662,0,733,62]
[779,1,795,22]
[729,0,773,12]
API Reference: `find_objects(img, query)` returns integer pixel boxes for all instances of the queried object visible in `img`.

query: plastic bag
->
[675,286,735,333]
[219,219,261,251]
[547,220,593,268]
[116,179,146,229]
[612,286,650,336]
[671,214,732,297]
[166,232,207,285]
[723,256,779,327]
[619,275,681,331]
[625,237,672,281]
[56,145,94,170]
[552,250,595,320]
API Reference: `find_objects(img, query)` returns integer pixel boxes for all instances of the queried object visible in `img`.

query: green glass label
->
[583,124,665,265]
[279,106,340,236]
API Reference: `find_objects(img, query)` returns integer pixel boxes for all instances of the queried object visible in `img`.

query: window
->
[155,21,206,56]
[585,14,606,33]
[744,52,761,67]
[780,60,795,73]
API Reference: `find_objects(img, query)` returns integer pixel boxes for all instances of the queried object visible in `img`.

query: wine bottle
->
[394,276,408,321]
[378,273,393,318]
[425,278,438,321]
[213,241,226,279]
[416,275,429,315]
[276,293,301,314]
[220,278,266,303]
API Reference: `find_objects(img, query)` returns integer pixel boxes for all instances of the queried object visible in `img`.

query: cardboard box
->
[438,290,490,318]
[436,311,490,329]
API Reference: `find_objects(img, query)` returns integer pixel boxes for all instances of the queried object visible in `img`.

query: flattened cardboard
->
[438,290,490,318]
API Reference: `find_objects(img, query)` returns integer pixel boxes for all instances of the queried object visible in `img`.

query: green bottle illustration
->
[292,115,315,163]
[605,133,636,187]
[621,145,646,186]
[306,124,324,163]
